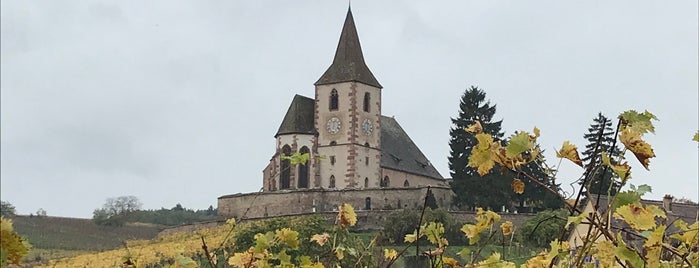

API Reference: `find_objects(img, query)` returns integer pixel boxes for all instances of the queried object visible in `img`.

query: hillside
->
[11,215,164,251]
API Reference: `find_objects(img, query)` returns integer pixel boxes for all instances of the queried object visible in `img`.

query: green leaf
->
[619,109,658,134]
[635,184,652,196]
[614,191,641,211]
[505,132,534,158]
[565,214,586,229]
[616,242,644,268]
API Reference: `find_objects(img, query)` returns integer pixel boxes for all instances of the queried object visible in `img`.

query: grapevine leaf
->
[556,141,583,167]
[468,133,496,176]
[614,204,657,230]
[616,234,644,268]
[461,224,481,245]
[465,120,483,134]
[174,254,198,268]
[601,152,631,180]
[532,127,540,139]
[275,228,300,249]
[619,109,658,134]
[404,230,418,243]
[594,240,616,267]
[644,225,666,268]
[505,132,534,158]
[671,220,699,247]
[620,129,656,170]
[511,178,525,194]
[424,222,445,245]
[565,214,586,229]
[694,131,699,142]
[635,184,652,196]
[613,191,641,211]
[443,257,459,267]
[384,249,398,260]
[646,205,667,219]
[337,203,357,228]
[310,233,330,246]
[500,221,514,236]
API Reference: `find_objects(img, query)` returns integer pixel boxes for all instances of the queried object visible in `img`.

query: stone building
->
[218,8,452,220]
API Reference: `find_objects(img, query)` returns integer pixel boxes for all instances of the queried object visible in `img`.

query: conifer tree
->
[580,113,622,195]
[448,86,507,210]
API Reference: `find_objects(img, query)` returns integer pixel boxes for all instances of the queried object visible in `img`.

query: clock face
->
[361,119,373,135]
[326,117,341,134]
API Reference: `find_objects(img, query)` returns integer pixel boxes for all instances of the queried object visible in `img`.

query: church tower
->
[314,7,382,189]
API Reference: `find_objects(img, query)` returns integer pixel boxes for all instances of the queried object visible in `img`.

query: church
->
[218,8,453,220]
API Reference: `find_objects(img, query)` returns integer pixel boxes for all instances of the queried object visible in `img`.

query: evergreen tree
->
[448,86,507,210]
[579,113,622,195]
[513,149,564,211]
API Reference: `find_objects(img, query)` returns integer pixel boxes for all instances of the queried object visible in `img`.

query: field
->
[10,215,164,262]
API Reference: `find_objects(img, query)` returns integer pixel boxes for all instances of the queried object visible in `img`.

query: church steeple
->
[315,7,382,88]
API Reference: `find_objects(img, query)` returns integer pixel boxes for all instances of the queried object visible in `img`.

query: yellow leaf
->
[275,228,300,249]
[556,141,583,167]
[619,129,655,170]
[511,178,525,194]
[384,249,398,260]
[644,225,666,267]
[614,204,657,230]
[228,250,254,268]
[468,133,496,176]
[442,257,459,267]
[500,221,514,236]
[522,252,550,268]
[337,203,357,228]
[465,120,483,134]
[601,152,631,181]
[594,240,616,268]
[404,230,418,243]
[619,109,658,134]
[334,248,344,260]
[693,131,699,142]
[671,220,699,247]
[310,233,330,246]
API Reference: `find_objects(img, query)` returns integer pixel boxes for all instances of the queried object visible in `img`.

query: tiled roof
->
[314,8,382,88]
[275,95,316,137]
[380,116,444,180]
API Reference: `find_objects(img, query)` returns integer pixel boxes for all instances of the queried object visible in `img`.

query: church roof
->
[314,8,382,89]
[380,116,444,180]
[275,95,316,137]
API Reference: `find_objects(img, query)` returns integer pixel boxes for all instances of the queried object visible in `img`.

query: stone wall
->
[218,186,453,219]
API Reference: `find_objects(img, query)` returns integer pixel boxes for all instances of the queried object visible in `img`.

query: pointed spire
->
[315,7,382,88]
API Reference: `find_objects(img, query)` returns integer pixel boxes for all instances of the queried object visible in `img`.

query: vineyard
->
[2,109,698,267]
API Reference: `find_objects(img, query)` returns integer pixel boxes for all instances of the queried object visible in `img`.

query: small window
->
[330,141,337,146]
[330,89,339,111]
[403,180,410,187]
[329,175,336,188]
[364,177,369,188]
[381,176,390,187]
[365,197,371,210]
[363,92,370,112]
[330,156,336,165]
[280,145,292,189]
[364,142,370,147]
[365,157,369,166]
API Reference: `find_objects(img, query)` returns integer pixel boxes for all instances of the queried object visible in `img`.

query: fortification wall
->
[217,186,453,219]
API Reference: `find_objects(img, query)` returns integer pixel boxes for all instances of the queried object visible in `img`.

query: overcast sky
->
[2,1,697,218]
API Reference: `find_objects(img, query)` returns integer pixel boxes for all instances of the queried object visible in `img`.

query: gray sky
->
[2,1,697,218]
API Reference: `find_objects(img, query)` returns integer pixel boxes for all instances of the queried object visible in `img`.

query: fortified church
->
[218,8,453,220]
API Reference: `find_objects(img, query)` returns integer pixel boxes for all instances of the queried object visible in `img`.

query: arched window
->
[365,197,371,210]
[330,89,339,111]
[363,92,370,112]
[329,175,336,188]
[364,177,369,188]
[403,180,410,187]
[381,176,390,187]
[330,141,337,146]
[280,145,292,189]
[297,146,310,188]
